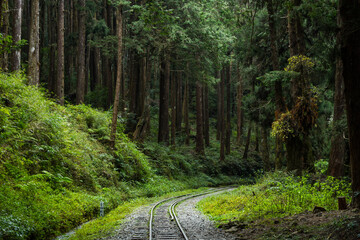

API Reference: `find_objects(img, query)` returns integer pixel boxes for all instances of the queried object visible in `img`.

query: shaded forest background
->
[1,0,360,239]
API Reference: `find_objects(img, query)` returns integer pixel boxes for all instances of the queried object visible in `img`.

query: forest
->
[0,0,360,239]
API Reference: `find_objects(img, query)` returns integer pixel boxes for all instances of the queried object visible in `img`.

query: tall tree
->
[110,5,123,147]
[219,69,226,161]
[339,0,360,207]
[28,0,40,85]
[236,65,243,145]
[158,56,170,144]
[56,0,65,105]
[76,0,86,104]
[203,84,210,146]
[328,8,346,178]
[225,63,231,155]
[0,0,9,70]
[267,0,286,169]
[195,81,205,155]
[11,0,22,71]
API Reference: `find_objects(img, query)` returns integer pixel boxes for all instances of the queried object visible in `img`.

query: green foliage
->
[0,34,27,56]
[0,73,150,239]
[198,171,351,225]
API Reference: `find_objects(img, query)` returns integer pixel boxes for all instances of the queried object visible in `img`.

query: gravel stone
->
[105,189,238,240]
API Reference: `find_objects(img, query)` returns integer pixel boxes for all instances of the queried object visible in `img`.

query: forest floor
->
[220,209,360,240]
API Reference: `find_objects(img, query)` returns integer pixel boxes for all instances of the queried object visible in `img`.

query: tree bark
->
[176,71,183,132]
[56,0,65,105]
[243,123,252,160]
[236,65,243,145]
[196,81,205,155]
[11,0,22,71]
[183,73,190,145]
[110,6,123,147]
[261,126,271,171]
[203,84,210,146]
[328,9,346,178]
[28,0,40,85]
[0,0,9,71]
[171,71,176,146]
[226,63,231,155]
[267,0,286,169]
[76,0,86,104]
[219,69,226,161]
[158,55,170,144]
[339,0,360,208]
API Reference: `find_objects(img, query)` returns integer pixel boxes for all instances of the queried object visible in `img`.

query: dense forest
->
[1,0,360,239]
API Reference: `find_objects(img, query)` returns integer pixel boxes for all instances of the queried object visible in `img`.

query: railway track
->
[127,187,234,240]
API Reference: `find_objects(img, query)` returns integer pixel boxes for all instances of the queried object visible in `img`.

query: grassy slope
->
[0,73,244,239]
[197,171,353,239]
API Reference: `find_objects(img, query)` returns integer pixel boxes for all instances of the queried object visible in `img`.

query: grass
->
[197,171,351,225]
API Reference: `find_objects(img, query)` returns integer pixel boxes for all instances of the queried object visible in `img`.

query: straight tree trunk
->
[196,81,205,155]
[219,69,226,161]
[56,0,65,105]
[261,126,271,171]
[203,84,210,146]
[110,6,123,147]
[28,0,40,85]
[243,123,252,160]
[0,0,9,71]
[226,64,231,155]
[183,75,190,145]
[339,0,360,208]
[11,0,22,71]
[267,0,286,169]
[328,9,346,178]
[76,0,86,104]
[216,71,221,141]
[236,65,243,145]
[158,55,170,144]
[176,71,183,132]
[171,72,176,146]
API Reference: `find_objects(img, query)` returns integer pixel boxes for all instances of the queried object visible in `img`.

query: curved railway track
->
[132,187,234,240]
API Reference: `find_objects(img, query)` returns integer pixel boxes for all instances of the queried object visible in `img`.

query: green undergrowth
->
[0,72,241,240]
[198,171,351,225]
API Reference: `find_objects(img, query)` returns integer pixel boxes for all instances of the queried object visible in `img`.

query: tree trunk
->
[339,0,360,208]
[219,69,225,161]
[203,84,210,146]
[183,74,190,145]
[176,71,183,132]
[171,71,176,146]
[267,0,286,169]
[196,81,205,155]
[110,6,123,147]
[226,63,231,155]
[76,0,86,104]
[47,3,56,93]
[0,0,9,71]
[243,123,252,160]
[236,65,243,145]
[261,126,271,171]
[216,71,221,141]
[328,9,346,178]
[158,55,170,144]
[28,0,40,85]
[56,0,65,105]
[11,0,22,71]
[286,136,303,176]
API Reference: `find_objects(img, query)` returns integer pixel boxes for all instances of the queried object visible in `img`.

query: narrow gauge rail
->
[145,187,233,240]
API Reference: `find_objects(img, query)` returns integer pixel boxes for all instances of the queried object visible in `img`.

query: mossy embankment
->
[0,73,253,239]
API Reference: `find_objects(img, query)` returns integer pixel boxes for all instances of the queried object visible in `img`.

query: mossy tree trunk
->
[339,0,360,208]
